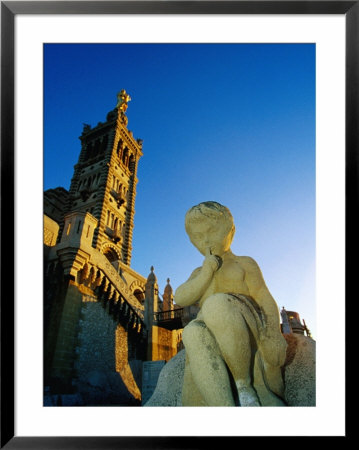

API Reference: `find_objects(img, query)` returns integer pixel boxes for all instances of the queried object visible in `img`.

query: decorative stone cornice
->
[116,123,143,157]
[56,247,90,278]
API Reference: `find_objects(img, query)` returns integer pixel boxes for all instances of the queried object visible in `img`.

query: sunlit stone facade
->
[43,92,181,406]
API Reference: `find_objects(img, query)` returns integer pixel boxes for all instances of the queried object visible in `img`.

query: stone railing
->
[79,253,145,330]
[154,308,184,323]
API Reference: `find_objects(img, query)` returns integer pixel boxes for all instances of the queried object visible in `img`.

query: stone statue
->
[116,89,131,112]
[174,201,288,406]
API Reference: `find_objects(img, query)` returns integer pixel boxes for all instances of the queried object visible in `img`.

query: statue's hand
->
[259,332,287,367]
[202,248,221,274]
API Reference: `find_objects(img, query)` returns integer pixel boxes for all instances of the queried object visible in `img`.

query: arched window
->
[122,147,129,166]
[133,289,145,304]
[86,143,94,160]
[92,139,101,158]
[117,139,123,158]
[100,135,108,154]
[103,247,119,264]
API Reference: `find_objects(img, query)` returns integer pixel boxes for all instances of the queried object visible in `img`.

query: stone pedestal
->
[144,334,316,407]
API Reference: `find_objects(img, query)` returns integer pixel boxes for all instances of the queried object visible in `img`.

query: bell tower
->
[68,90,143,266]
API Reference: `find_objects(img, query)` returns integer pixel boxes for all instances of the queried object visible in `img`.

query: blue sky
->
[44,43,316,337]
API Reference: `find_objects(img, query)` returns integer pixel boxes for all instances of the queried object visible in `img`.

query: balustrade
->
[78,259,145,335]
[153,308,184,331]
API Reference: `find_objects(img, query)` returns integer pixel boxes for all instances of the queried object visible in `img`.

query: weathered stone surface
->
[283,333,316,406]
[74,300,143,405]
[44,214,60,247]
[145,334,315,407]
[144,350,185,406]
[75,369,141,406]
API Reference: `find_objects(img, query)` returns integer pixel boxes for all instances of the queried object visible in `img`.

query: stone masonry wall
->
[76,295,117,375]
[152,326,178,362]
[74,295,142,405]
[50,282,83,384]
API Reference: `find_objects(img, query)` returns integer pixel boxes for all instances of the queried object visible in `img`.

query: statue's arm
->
[243,257,282,333]
[174,253,218,307]
[243,257,287,366]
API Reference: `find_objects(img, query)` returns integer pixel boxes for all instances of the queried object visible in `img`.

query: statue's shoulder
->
[236,255,260,271]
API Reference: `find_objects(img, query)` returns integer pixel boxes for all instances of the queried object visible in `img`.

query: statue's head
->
[185,201,235,256]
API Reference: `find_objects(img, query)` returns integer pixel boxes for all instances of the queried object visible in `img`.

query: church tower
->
[44,91,184,405]
[67,90,143,266]
[43,91,148,405]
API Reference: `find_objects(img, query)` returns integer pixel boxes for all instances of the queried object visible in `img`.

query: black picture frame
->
[1,1,353,447]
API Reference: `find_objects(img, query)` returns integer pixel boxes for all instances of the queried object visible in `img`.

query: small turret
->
[162,278,173,312]
[56,211,98,277]
[281,307,312,337]
[144,266,159,360]
[146,266,157,284]
[144,266,158,326]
